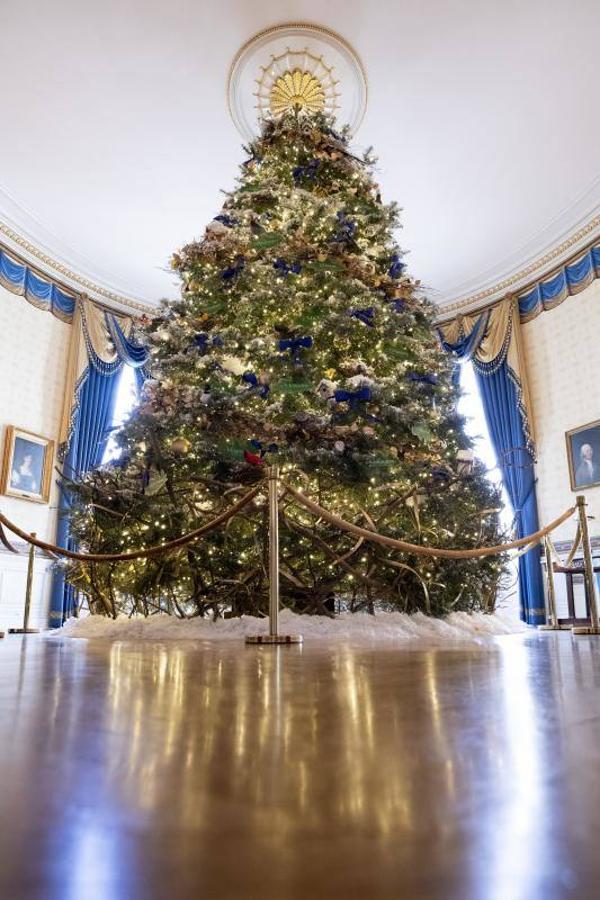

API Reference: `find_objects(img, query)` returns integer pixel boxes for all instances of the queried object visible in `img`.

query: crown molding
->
[433,174,600,319]
[0,185,158,315]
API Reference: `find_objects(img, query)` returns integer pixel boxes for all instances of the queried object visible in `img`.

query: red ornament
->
[243,450,264,466]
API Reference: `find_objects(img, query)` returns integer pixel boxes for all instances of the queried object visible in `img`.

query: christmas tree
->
[68,112,505,618]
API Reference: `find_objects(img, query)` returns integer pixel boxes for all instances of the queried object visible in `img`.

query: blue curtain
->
[48,307,150,626]
[49,366,122,626]
[439,313,544,625]
[475,365,545,625]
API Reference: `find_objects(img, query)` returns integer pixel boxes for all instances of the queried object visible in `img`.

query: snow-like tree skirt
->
[51,610,526,646]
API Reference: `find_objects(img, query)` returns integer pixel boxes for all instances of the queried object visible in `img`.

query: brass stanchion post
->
[572,496,600,635]
[9,535,40,635]
[538,537,563,630]
[245,466,303,645]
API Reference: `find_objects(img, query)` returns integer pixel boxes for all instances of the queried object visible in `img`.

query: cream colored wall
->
[522,278,600,541]
[0,284,70,630]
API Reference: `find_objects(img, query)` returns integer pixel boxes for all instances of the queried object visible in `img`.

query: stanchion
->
[8,535,40,635]
[538,537,567,630]
[246,466,303,645]
[572,496,600,635]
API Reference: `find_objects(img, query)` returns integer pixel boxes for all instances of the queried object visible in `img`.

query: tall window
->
[458,362,518,608]
[102,366,138,463]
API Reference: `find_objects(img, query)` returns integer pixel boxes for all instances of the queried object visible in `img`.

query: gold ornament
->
[324,368,337,379]
[333,334,351,350]
[269,69,326,116]
[170,436,191,455]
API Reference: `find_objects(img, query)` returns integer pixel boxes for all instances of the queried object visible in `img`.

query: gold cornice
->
[436,214,600,323]
[0,220,156,315]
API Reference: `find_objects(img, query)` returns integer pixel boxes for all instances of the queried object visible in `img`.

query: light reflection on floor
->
[0,632,599,898]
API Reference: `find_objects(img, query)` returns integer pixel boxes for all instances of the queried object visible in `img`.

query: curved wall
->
[0,283,70,629]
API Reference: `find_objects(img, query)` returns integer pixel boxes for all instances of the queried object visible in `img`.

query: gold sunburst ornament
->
[269,69,326,115]
[254,47,340,122]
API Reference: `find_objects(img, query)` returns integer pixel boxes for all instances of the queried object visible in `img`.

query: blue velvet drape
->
[475,365,545,625]
[49,366,121,626]
[48,308,150,626]
[440,313,545,625]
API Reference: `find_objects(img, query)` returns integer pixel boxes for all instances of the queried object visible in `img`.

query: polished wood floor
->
[0,631,599,899]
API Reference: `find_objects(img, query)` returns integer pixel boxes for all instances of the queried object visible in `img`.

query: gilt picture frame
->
[0,426,54,504]
[565,419,600,491]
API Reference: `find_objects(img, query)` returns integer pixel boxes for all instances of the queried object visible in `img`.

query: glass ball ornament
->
[171,436,191,455]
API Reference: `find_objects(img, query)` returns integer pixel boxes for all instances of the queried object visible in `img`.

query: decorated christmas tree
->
[67,112,505,618]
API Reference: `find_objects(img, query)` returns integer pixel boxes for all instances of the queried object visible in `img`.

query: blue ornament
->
[388,253,406,279]
[192,333,223,352]
[332,211,357,243]
[273,258,302,277]
[214,214,238,228]
[193,333,209,351]
[293,159,320,182]
[349,307,375,327]
[406,372,438,386]
[431,466,452,485]
[249,439,278,457]
[334,386,372,409]
[221,256,245,281]
[391,299,406,313]
[242,371,270,398]
[278,335,313,363]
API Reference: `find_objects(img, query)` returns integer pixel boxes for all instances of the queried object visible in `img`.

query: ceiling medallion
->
[228,23,367,140]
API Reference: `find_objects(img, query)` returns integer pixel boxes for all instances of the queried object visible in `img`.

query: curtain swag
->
[0,244,76,321]
[517,242,600,322]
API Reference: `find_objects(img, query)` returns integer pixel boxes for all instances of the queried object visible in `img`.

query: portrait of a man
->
[566,421,600,490]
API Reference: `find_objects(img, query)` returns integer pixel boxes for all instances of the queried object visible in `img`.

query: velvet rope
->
[0,485,262,562]
[283,482,576,560]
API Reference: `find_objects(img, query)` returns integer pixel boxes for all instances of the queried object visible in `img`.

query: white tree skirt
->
[51,608,527,647]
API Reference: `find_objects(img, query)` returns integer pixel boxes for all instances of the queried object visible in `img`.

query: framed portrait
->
[566,419,600,491]
[0,426,54,504]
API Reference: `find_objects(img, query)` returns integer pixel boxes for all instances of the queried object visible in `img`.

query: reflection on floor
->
[0,632,599,899]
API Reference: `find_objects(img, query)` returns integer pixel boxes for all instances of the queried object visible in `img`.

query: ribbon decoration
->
[213,214,239,228]
[349,307,375,327]
[242,371,270,398]
[279,335,313,363]
[388,253,406,279]
[406,372,439,386]
[334,386,372,410]
[333,211,357,243]
[221,256,245,281]
[192,333,223,352]
[273,258,302,277]
[293,159,320,182]
[430,465,453,485]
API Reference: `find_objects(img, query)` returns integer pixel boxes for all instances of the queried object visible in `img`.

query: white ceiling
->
[1,1,599,310]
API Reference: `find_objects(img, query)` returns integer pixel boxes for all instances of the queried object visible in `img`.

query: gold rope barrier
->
[0,485,262,563]
[283,482,576,560]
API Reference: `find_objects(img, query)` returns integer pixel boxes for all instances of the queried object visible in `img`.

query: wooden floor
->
[0,631,599,899]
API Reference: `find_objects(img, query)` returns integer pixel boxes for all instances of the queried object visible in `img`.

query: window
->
[102,366,138,463]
